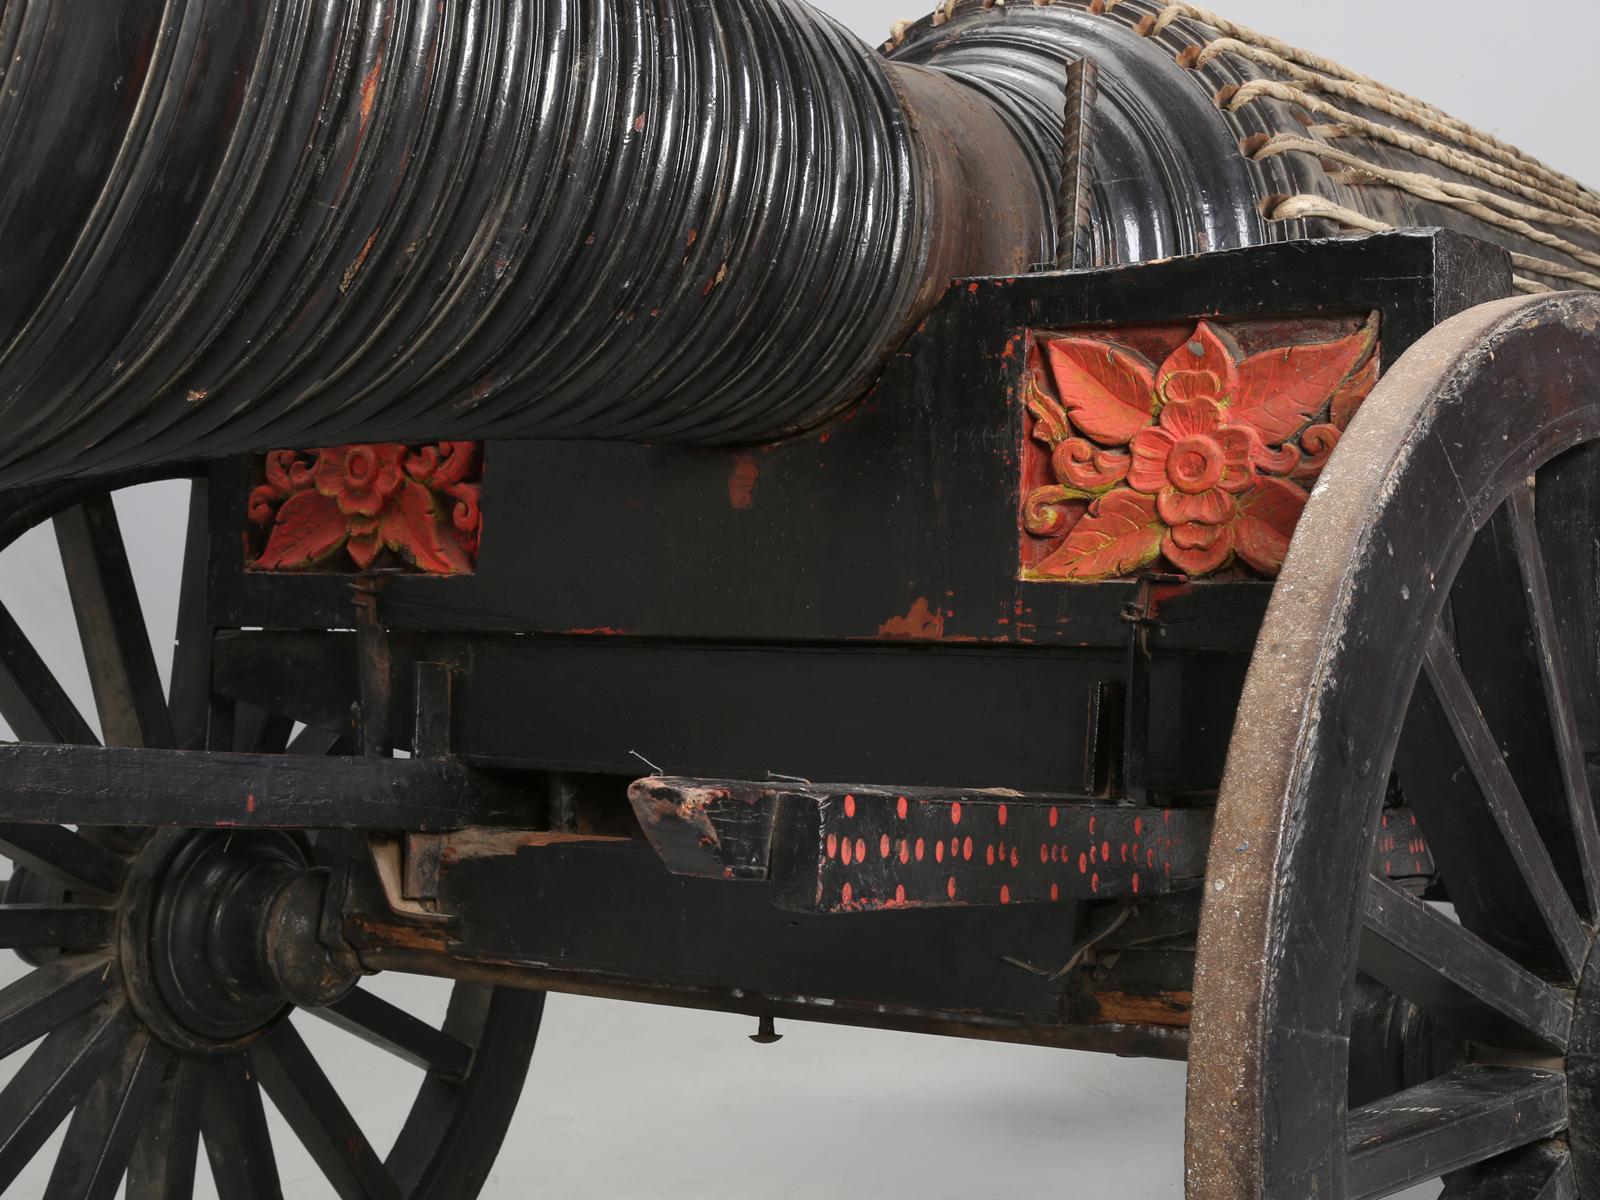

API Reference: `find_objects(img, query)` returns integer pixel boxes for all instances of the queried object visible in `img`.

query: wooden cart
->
[0,1,1596,1196]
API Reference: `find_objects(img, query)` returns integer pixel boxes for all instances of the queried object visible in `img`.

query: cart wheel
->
[0,473,543,1198]
[1187,291,1600,1198]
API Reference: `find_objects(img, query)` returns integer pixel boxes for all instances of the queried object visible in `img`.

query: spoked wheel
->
[0,472,544,1197]
[1187,291,1600,1198]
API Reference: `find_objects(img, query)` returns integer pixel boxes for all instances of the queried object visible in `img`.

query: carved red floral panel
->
[1021,314,1380,582]
[247,442,483,575]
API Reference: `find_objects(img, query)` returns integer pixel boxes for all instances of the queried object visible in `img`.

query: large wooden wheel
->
[1188,291,1600,1197]
[0,472,543,1197]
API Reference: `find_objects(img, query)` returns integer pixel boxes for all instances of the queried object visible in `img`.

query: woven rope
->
[1196,39,1600,213]
[1249,135,1600,264]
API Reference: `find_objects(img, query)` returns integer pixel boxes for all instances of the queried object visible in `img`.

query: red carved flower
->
[314,444,406,517]
[1128,399,1258,575]
[1023,317,1378,581]
[248,442,483,575]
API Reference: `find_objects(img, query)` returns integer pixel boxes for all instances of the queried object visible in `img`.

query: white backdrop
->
[1,1,1593,1194]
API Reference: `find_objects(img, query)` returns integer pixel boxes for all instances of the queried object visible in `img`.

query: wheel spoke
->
[0,1003,136,1189]
[1508,485,1600,919]
[1423,632,1589,977]
[199,1055,281,1200]
[308,987,474,1080]
[1439,1140,1576,1199]
[43,1029,171,1200]
[166,481,212,752]
[0,824,127,895]
[0,961,120,1060]
[127,1057,202,1200]
[54,496,174,749]
[1533,441,1600,756]
[0,904,112,950]
[1360,875,1572,1051]
[0,599,97,745]
[1346,1066,1567,1200]
[253,1019,403,1200]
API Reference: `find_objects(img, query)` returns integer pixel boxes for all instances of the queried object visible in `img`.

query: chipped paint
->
[359,60,382,129]
[340,230,380,294]
[1095,990,1193,1028]
[877,597,945,640]
[728,453,759,510]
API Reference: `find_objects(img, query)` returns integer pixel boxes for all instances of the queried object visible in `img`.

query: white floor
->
[0,947,1444,1198]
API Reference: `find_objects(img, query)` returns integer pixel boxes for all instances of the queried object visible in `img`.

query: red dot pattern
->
[1376,808,1435,881]
[812,790,1197,912]
[812,791,1431,913]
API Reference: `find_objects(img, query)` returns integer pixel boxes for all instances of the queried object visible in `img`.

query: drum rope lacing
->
[896,0,1600,295]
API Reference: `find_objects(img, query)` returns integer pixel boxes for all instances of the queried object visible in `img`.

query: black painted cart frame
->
[0,225,1596,1197]
[1,0,1599,1194]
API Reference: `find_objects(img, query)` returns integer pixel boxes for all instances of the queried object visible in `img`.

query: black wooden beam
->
[629,777,1211,911]
[1360,875,1572,1052]
[1423,633,1590,977]
[1346,1067,1567,1200]
[1439,1142,1575,1199]
[0,744,533,831]
[1508,484,1600,918]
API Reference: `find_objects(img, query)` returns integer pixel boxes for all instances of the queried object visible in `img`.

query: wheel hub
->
[118,829,361,1054]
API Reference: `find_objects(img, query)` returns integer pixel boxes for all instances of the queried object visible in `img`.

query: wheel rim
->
[1188,292,1600,1198]
[0,470,544,1198]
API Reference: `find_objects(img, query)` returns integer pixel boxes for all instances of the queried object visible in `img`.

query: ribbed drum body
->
[0,0,1595,488]
[0,0,1045,486]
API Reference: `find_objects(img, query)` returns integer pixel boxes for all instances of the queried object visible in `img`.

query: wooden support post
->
[353,582,392,759]
[403,663,455,902]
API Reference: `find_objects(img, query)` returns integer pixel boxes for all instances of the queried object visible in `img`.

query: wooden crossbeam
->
[629,777,1212,912]
[0,743,530,831]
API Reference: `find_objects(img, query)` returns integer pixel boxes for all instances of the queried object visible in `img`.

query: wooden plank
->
[0,743,531,831]
[1347,1068,1567,1200]
[1439,1142,1575,1200]
[774,787,1208,911]
[628,779,1213,912]
[627,778,782,882]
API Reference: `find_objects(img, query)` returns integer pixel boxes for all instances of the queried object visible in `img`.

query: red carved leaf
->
[1156,322,1242,406]
[1234,477,1310,576]
[1330,352,1380,430]
[378,480,474,575]
[1030,489,1163,581]
[1289,424,1341,482]
[347,518,382,569]
[1026,376,1073,446]
[252,490,348,571]
[1023,485,1091,538]
[1044,337,1157,447]
[1053,439,1131,493]
[1230,318,1378,445]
